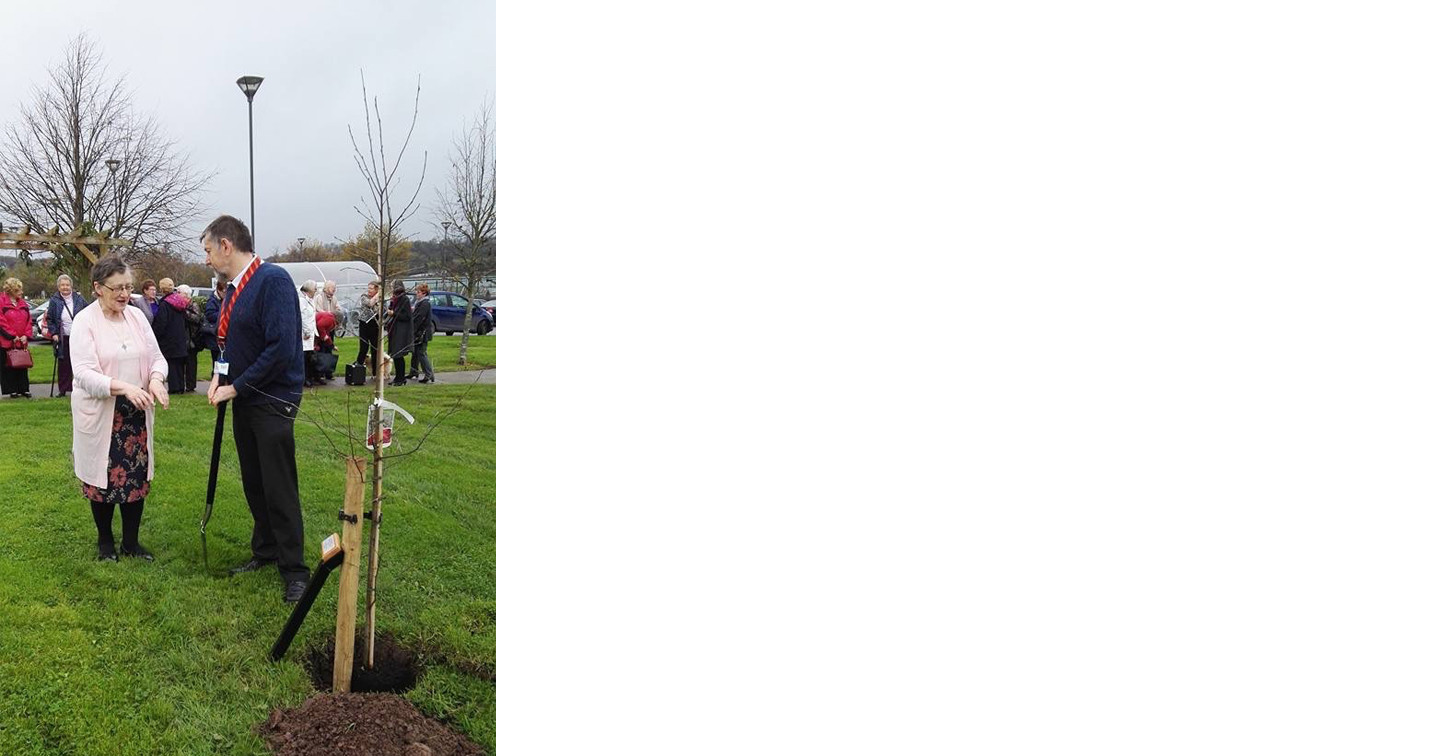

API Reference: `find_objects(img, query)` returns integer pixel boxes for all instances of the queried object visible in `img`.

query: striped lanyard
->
[217,257,261,354]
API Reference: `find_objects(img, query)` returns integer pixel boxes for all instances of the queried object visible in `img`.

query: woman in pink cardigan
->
[69,255,171,561]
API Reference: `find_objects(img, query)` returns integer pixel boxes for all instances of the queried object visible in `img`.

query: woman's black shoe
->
[97,543,118,562]
[119,544,154,561]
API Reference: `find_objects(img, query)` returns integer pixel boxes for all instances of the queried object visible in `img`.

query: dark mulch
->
[306,632,419,693]
[257,692,483,756]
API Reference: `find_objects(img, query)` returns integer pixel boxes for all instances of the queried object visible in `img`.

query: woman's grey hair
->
[90,255,129,286]
[300,280,317,294]
[177,284,193,297]
[56,274,72,286]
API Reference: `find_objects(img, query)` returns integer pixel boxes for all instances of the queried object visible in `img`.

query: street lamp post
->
[236,75,264,247]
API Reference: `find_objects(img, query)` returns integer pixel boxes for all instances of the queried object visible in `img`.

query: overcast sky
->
[3,0,495,258]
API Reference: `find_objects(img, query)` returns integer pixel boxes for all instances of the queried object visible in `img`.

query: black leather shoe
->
[284,580,309,603]
[97,543,118,562]
[120,544,154,561]
[228,557,276,576]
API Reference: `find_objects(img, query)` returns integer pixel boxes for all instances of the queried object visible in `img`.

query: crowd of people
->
[0,262,443,400]
[0,214,454,605]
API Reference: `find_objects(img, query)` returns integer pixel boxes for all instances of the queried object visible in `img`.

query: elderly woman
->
[153,278,191,395]
[299,280,317,387]
[45,274,90,398]
[384,280,414,386]
[173,283,204,393]
[202,274,228,378]
[70,255,170,561]
[0,277,33,399]
[353,280,382,378]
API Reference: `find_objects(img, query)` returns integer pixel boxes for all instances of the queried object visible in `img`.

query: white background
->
[505,2,1440,753]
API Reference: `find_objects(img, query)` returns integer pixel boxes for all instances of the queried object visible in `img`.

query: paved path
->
[6,368,495,400]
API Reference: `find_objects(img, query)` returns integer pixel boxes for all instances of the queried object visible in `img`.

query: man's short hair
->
[201,214,254,253]
[91,255,129,286]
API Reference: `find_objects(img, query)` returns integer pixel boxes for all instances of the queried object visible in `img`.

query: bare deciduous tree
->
[434,104,496,365]
[348,70,427,669]
[0,34,211,267]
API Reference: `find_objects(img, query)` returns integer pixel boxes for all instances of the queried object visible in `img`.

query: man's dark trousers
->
[232,400,307,583]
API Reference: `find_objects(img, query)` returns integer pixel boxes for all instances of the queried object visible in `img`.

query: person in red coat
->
[314,308,337,383]
[0,278,33,398]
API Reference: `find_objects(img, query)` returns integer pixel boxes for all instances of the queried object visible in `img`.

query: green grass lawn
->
[20,334,495,389]
[0,383,495,754]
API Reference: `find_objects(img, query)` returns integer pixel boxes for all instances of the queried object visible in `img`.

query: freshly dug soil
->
[258,692,483,756]
[306,632,419,693]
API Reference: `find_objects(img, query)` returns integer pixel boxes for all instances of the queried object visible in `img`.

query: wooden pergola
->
[0,225,131,263]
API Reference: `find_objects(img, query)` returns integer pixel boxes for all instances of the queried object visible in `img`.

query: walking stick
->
[201,373,229,575]
[48,336,57,398]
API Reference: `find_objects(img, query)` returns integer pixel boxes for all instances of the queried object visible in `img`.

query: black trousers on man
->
[232,400,307,583]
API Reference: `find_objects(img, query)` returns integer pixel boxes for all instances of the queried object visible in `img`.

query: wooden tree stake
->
[333,456,366,692]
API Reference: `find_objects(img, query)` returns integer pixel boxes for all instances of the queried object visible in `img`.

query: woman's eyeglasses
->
[98,282,135,293]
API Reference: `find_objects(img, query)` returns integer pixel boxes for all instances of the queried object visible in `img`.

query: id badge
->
[215,360,229,376]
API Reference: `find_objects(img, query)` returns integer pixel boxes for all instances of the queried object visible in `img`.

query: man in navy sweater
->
[202,215,309,602]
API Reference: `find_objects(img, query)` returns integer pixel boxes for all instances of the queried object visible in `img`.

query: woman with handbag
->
[0,277,34,399]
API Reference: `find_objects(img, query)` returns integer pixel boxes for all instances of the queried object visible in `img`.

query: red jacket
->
[0,293,31,349]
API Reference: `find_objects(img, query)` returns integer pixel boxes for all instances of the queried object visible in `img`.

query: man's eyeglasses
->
[98,282,135,293]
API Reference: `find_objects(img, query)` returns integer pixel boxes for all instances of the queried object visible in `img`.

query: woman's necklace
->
[105,311,132,351]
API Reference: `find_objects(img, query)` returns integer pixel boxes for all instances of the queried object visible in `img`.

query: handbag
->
[5,347,32,369]
[315,351,339,376]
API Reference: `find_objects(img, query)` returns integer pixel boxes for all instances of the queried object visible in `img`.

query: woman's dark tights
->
[91,499,144,549]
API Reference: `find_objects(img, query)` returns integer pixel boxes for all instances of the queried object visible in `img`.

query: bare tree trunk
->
[364,235,386,668]
[459,278,473,365]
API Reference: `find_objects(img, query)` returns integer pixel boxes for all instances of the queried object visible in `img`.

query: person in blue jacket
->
[201,273,227,378]
[202,214,308,603]
[45,274,89,397]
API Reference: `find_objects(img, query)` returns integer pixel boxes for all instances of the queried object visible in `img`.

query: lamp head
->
[236,75,264,100]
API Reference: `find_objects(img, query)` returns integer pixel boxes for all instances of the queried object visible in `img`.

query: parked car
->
[29,302,50,343]
[423,291,494,335]
[481,300,496,328]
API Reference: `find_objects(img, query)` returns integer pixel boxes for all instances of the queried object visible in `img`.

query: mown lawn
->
[20,333,496,389]
[0,382,495,754]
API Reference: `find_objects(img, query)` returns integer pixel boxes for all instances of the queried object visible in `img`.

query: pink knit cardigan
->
[68,304,168,489]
